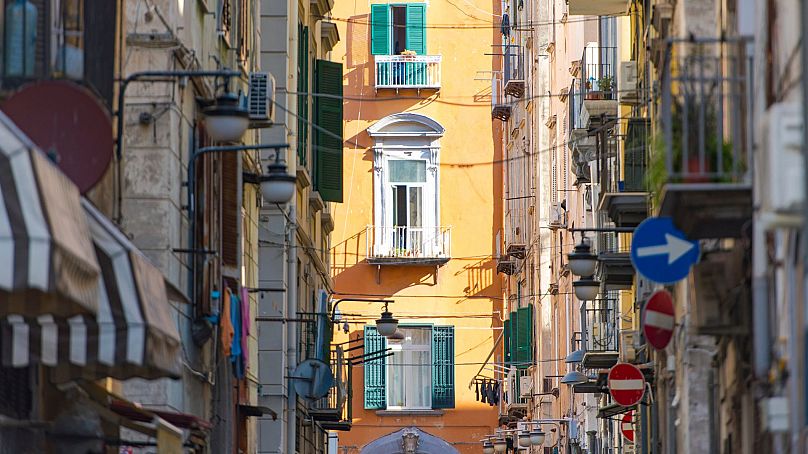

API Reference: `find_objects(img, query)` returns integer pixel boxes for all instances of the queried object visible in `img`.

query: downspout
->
[286,1,299,452]
[801,0,808,444]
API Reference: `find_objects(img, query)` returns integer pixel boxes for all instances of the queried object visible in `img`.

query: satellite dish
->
[292,359,334,400]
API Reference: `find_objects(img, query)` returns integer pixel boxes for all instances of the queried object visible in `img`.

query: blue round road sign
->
[630,217,699,284]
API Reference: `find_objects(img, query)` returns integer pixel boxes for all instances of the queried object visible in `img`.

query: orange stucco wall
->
[330,0,504,452]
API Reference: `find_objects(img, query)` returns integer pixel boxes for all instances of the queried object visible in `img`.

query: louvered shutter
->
[370,4,390,55]
[297,25,309,167]
[515,304,534,368]
[503,318,512,365]
[313,59,344,202]
[431,326,455,408]
[364,326,387,409]
[221,153,239,267]
[508,310,518,366]
[405,4,426,55]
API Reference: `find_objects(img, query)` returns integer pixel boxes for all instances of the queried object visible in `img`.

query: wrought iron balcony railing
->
[657,37,754,238]
[374,55,441,90]
[492,76,512,121]
[310,346,352,430]
[581,297,620,369]
[366,225,452,264]
[503,44,525,98]
[580,45,617,101]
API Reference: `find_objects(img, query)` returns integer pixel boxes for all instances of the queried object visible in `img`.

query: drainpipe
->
[286,204,298,454]
[801,0,808,444]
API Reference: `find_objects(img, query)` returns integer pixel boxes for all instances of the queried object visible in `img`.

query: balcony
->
[491,77,512,121]
[366,225,451,266]
[579,45,618,128]
[657,38,753,239]
[598,118,650,227]
[568,0,629,16]
[374,55,441,90]
[503,44,525,98]
[581,298,619,369]
[309,347,352,431]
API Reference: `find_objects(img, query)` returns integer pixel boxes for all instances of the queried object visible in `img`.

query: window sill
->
[375,409,445,417]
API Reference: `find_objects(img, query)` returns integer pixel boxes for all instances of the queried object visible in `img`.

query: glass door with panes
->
[386,327,432,410]
[385,153,435,257]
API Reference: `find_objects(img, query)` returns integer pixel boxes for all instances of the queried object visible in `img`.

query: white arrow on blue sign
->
[630,217,700,284]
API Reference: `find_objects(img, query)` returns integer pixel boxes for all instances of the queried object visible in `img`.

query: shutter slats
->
[221,153,239,267]
[515,304,534,368]
[406,4,426,55]
[297,26,309,167]
[370,4,390,55]
[431,326,454,409]
[313,59,344,202]
[363,326,387,409]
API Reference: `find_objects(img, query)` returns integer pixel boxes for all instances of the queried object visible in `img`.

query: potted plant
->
[597,75,613,99]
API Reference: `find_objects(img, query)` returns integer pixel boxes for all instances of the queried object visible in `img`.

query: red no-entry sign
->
[621,411,635,442]
[643,290,675,350]
[608,363,645,407]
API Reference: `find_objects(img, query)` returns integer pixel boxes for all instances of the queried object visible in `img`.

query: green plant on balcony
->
[597,75,613,99]
[646,101,736,207]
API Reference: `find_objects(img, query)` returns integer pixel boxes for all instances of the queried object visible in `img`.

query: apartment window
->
[364,325,454,410]
[370,3,426,55]
[1,0,116,106]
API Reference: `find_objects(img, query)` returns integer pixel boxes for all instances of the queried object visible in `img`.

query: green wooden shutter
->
[297,25,309,167]
[313,59,344,202]
[370,4,390,55]
[432,326,455,408]
[364,326,387,409]
[405,4,426,55]
[515,304,534,368]
[503,318,511,365]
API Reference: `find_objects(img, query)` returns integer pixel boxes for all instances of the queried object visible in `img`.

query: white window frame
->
[385,326,432,410]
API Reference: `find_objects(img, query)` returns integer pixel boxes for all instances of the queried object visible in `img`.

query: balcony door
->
[385,153,435,257]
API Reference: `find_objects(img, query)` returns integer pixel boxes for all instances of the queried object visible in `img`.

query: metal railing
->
[568,78,585,134]
[581,45,617,101]
[311,346,352,423]
[660,37,753,183]
[375,55,441,89]
[366,225,452,259]
[582,298,619,353]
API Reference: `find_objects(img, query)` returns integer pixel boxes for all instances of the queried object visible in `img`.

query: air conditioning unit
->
[618,61,640,105]
[247,72,275,128]
[761,102,803,212]
[619,330,637,363]
[519,374,533,398]
[549,202,566,230]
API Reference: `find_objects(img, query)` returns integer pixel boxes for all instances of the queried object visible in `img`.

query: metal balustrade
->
[366,225,452,261]
[374,55,441,89]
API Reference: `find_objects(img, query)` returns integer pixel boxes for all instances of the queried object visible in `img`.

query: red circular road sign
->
[608,363,645,407]
[643,289,675,350]
[621,411,635,442]
[2,80,113,194]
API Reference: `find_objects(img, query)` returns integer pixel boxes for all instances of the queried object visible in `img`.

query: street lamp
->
[517,432,532,448]
[329,298,399,338]
[202,91,250,142]
[376,302,399,337]
[482,440,495,454]
[573,276,600,301]
[529,430,545,446]
[261,149,297,203]
[493,438,507,453]
[567,239,598,277]
[560,370,590,385]
[565,348,585,364]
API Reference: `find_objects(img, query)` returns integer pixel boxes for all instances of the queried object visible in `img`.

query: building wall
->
[329,0,502,451]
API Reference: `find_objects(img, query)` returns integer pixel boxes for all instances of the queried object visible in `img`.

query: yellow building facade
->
[329,1,504,452]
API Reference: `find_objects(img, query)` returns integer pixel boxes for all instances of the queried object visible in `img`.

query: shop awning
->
[0,200,182,379]
[0,112,100,317]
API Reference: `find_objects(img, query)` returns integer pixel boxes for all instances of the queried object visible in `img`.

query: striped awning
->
[0,112,100,317]
[0,200,182,379]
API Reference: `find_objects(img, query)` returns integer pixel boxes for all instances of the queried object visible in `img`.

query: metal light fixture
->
[560,370,589,385]
[388,329,406,341]
[518,432,532,447]
[565,348,585,364]
[375,302,399,337]
[529,430,546,446]
[482,441,495,454]
[567,239,598,277]
[261,149,296,203]
[203,91,250,142]
[573,276,600,301]
[493,438,507,453]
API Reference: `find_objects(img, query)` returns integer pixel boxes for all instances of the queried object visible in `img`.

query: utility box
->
[761,102,803,212]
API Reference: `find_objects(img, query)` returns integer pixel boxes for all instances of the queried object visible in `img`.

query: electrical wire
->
[315,12,630,30]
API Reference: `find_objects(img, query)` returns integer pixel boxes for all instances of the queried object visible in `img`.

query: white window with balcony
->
[370,2,441,89]
[367,113,450,264]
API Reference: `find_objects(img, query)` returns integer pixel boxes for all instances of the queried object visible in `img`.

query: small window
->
[386,327,432,409]
[370,3,427,55]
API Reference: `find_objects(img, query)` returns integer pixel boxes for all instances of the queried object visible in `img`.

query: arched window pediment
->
[367,113,445,138]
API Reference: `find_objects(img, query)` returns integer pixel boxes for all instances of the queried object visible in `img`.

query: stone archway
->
[359,427,461,454]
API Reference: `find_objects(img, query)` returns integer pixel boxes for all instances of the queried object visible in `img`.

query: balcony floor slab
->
[659,183,752,239]
[599,192,649,227]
